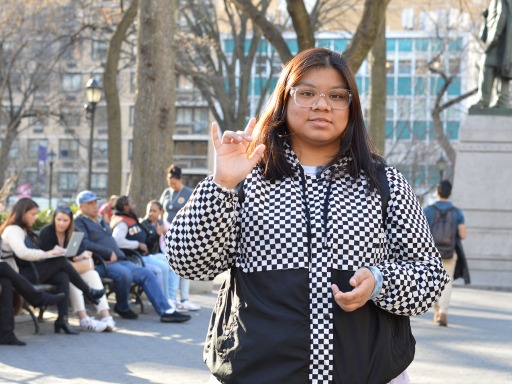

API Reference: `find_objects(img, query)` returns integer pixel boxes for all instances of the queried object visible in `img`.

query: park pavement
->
[1,278,511,384]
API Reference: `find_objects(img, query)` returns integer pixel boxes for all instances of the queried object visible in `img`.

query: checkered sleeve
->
[165,176,239,281]
[373,167,449,316]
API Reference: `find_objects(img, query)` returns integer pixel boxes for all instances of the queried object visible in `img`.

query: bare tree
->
[0,1,81,186]
[129,0,176,212]
[229,0,390,72]
[103,0,139,196]
[176,0,275,132]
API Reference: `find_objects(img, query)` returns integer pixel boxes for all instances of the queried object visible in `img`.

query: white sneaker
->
[100,316,116,332]
[179,300,200,311]
[80,316,108,332]
[172,300,189,312]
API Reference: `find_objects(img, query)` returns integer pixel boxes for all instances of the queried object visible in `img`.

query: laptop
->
[64,232,84,257]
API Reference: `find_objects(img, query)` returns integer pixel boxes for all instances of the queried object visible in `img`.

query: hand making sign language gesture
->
[211,118,265,190]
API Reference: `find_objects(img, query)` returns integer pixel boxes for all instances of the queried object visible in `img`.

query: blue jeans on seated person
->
[96,260,171,316]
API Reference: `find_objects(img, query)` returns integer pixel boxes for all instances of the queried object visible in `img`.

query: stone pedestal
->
[452,113,512,290]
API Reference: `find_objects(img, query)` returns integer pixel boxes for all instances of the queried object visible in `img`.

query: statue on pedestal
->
[472,0,512,109]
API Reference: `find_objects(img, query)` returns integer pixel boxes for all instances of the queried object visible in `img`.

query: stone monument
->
[453,0,512,289]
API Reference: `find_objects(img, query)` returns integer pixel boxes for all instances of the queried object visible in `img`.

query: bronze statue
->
[472,0,512,109]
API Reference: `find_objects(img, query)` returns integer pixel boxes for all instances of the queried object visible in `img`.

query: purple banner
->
[36,145,47,184]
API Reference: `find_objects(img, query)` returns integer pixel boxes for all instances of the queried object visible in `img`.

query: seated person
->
[0,262,64,346]
[110,196,169,301]
[73,190,190,323]
[39,207,115,332]
[99,195,118,224]
[141,200,200,311]
[0,198,104,335]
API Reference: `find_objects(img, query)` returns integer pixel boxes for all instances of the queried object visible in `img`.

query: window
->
[59,139,79,159]
[91,173,108,192]
[128,139,133,160]
[175,141,207,156]
[60,106,81,127]
[386,78,395,95]
[448,58,460,75]
[28,107,49,128]
[446,121,459,140]
[129,106,135,126]
[62,73,82,92]
[386,39,396,52]
[397,77,412,95]
[333,39,348,52]
[396,121,411,140]
[130,72,136,93]
[415,39,429,52]
[92,40,108,61]
[413,121,427,140]
[398,39,413,52]
[398,60,412,75]
[386,60,395,75]
[27,139,48,159]
[93,140,108,159]
[26,171,46,195]
[58,172,78,192]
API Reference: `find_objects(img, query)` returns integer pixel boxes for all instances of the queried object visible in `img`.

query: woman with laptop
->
[0,198,105,335]
[39,207,115,332]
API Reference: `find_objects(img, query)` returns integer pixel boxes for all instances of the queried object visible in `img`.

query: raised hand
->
[212,118,265,189]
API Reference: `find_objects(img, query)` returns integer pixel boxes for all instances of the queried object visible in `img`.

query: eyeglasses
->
[290,86,352,110]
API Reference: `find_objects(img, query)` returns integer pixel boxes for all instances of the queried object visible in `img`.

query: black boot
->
[54,315,80,335]
[0,333,26,346]
[83,288,104,305]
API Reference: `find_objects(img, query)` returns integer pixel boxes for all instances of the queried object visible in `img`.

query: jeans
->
[143,253,170,300]
[96,260,170,316]
[169,268,190,302]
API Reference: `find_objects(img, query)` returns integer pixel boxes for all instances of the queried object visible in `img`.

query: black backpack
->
[430,205,457,260]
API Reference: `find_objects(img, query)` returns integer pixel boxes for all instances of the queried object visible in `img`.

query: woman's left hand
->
[331,268,375,312]
[74,250,92,261]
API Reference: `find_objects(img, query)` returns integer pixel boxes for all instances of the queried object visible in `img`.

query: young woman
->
[167,48,449,383]
[39,208,115,332]
[0,262,64,346]
[140,200,200,311]
[0,198,104,335]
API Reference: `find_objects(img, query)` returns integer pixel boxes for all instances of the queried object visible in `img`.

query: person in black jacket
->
[167,47,449,384]
[0,262,64,345]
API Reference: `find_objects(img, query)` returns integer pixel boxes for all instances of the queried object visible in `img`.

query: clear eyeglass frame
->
[290,86,352,110]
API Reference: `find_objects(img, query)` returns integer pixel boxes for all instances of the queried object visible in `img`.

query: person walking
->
[424,180,466,327]
[166,47,449,383]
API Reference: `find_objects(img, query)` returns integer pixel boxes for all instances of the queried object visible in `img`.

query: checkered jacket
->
[166,148,448,384]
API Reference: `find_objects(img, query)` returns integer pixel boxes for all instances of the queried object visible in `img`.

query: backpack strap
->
[377,165,390,228]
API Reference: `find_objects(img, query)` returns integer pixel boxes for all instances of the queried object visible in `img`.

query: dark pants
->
[18,258,91,319]
[0,262,53,342]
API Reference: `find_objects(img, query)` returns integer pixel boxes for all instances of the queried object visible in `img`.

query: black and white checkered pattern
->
[166,147,449,383]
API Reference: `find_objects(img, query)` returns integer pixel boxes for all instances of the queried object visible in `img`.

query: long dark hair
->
[247,47,384,190]
[52,208,75,243]
[0,198,39,243]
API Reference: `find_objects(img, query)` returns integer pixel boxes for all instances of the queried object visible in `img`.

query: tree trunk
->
[129,0,176,215]
[104,0,139,197]
[368,16,386,156]
[345,0,391,73]
[286,0,314,50]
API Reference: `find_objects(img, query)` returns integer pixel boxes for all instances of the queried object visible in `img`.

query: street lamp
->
[436,154,447,181]
[47,149,56,209]
[85,78,102,190]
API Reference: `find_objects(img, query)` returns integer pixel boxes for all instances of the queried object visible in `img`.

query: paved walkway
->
[1,285,511,383]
